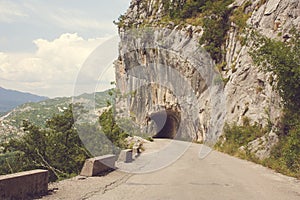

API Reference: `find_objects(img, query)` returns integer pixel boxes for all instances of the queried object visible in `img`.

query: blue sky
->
[0,0,130,97]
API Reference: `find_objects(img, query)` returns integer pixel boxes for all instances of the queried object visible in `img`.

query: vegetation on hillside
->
[99,107,129,150]
[0,91,111,145]
[0,105,91,181]
[250,29,300,177]
[97,87,137,150]
[250,30,300,111]
[116,0,255,63]
[161,0,234,63]
[215,117,268,156]
[198,0,233,63]
[4,91,110,128]
[0,88,132,181]
[216,29,300,178]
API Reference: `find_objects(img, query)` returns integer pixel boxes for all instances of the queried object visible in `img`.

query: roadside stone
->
[80,155,116,177]
[118,149,133,163]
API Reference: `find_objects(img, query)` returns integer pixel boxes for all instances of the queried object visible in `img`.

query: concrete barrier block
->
[118,149,133,163]
[0,169,48,200]
[80,154,116,177]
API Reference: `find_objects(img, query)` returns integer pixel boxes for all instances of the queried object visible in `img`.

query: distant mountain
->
[1,90,111,128]
[0,90,111,142]
[0,87,48,113]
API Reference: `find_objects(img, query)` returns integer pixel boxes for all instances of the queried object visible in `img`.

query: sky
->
[0,0,131,98]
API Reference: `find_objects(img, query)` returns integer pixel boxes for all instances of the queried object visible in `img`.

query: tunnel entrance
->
[149,109,181,139]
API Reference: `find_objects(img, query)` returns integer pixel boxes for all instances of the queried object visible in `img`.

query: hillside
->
[0,87,48,114]
[0,90,111,143]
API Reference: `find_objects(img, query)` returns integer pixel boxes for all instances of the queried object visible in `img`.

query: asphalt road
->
[43,140,300,200]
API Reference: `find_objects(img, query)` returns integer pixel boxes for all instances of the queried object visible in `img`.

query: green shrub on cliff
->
[163,0,234,63]
[251,29,300,177]
[199,0,233,62]
[216,29,300,178]
[250,30,300,111]
[230,1,252,32]
[215,117,267,156]
[267,118,300,176]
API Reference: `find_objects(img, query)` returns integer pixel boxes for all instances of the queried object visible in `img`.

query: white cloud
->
[0,0,28,23]
[0,33,117,97]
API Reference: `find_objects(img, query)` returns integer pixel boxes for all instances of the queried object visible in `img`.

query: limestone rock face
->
[248,131,279,159]
[119,0,185,29]
[114,0,299,147]
[115,27,226,142]
[224,0,300,128]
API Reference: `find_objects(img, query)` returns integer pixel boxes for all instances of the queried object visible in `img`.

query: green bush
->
[264,112,300,177]
[230,1,252,32]
[198,0,233,63]
[215,118,266,156]
[180,0,206,19]
[76,123,116,157]
[250,29,300,112]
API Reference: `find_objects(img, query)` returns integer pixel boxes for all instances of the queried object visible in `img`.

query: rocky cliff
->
[114,0,300,151]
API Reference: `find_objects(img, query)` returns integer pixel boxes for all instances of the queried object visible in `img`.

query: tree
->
[98,87,129,150]
[99,108,128,150]
[1,104,90,181]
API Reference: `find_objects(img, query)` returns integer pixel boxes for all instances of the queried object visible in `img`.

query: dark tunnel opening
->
[149,109,181,139]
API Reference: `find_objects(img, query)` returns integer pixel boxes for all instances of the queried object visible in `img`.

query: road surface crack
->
[81,174,132,199]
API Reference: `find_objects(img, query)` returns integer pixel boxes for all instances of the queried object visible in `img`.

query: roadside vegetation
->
[215,117,268,156]
[0,87,147,182]
[0,105,91,181]
[216,29,300,178]
[0,102,130,182]
[251,29,300,178]
[99,107,129,149]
